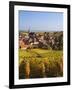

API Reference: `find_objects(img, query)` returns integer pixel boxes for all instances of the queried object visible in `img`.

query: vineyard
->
[19,49,63,79]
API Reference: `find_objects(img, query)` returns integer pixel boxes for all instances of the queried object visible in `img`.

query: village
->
[19,30,63,50]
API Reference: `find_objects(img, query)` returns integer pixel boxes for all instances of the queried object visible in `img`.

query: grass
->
[19,48,63,79]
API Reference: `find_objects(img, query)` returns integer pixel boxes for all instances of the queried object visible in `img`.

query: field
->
[19,48,63,79]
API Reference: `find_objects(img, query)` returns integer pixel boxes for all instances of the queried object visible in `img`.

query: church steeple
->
[28,26,30,33]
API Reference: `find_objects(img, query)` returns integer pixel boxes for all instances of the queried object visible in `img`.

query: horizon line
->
[19,30,63,32]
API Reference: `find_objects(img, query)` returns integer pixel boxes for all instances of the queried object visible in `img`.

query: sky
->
[19,10,63,32]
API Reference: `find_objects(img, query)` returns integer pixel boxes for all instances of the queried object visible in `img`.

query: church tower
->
[28,26,30,33]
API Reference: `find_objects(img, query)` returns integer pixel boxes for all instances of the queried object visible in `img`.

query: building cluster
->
[19,31,63,50]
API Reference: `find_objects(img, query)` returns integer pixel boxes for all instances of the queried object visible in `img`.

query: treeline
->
[42,31,63,50]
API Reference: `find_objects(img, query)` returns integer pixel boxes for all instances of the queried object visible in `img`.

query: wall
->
[0,0,71,90]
